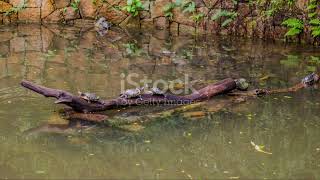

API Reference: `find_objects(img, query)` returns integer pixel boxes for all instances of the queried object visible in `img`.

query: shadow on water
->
[0,24,320,179]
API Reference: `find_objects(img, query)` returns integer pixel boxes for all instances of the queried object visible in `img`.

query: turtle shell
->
[151,87,164,95]
[120,88,142,98]
[235,78,249,91]
[80,92,99,101]
[302,73,319,85]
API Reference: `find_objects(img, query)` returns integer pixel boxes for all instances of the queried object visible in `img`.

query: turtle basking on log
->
[120,88,143,100]
[145,86,166,97]
[235,78,249,91]
[78,92,100,103]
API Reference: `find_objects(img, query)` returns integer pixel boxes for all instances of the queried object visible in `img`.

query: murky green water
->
[0,24,320,179]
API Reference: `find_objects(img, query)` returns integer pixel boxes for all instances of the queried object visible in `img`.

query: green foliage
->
[71,0,81,12]
[163,3,176,20]
[307,0,320,38]
[122,0,144,17]
[124,43,142,56]
[4,1,26,16]
[163,0,205,24]
[309,19,320,26]
[181,1,196,13]
[211,9,238,28]
[249,0,295,17]
[307,3,317,10]
[311,26,320,38]
[191,13,204,23]
[281,18,304,37]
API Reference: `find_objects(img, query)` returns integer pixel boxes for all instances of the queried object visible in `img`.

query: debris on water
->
[186,174,193,179]
[35,170,45,174]
[7,100,11,104]
[183,111,206,118]
[183,132,192,137]
[223,171,229,174]
[144,140,151,143]
[135,163,140,166]
[251,141,272,155]
[229,177,240,179]
[246,113,253,120]
[284,96,292,99]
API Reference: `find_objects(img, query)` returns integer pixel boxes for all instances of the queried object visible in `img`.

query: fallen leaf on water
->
[259,75,270,81]
[251,141,272,155]
[229,177,240,179]
[35,170,45,174]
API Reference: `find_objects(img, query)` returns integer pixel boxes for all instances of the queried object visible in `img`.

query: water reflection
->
[0,24,320,179]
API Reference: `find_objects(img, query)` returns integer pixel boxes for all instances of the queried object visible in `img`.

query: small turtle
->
[301,72,319,86]
[120,88,143,99]
[146,87,166,96]
[235,78,249,91]
[78,92,100,103]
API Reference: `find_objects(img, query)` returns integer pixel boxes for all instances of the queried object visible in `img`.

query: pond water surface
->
[0,24,320,179]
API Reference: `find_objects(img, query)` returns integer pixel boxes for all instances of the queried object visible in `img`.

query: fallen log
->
[22,73,319,133]
[21,78,236,113]
[62,73,319,126]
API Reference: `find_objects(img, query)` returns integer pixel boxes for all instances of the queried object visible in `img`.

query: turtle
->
[235,78,249,91]
[78,92,100,103]
[301,72,319,86]
[146,87,166,96]
[120,87,143,99]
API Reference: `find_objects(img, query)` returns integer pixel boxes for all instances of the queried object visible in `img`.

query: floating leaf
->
[251,141,272,155]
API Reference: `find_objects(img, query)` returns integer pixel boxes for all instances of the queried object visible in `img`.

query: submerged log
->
[21,78,236,113]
